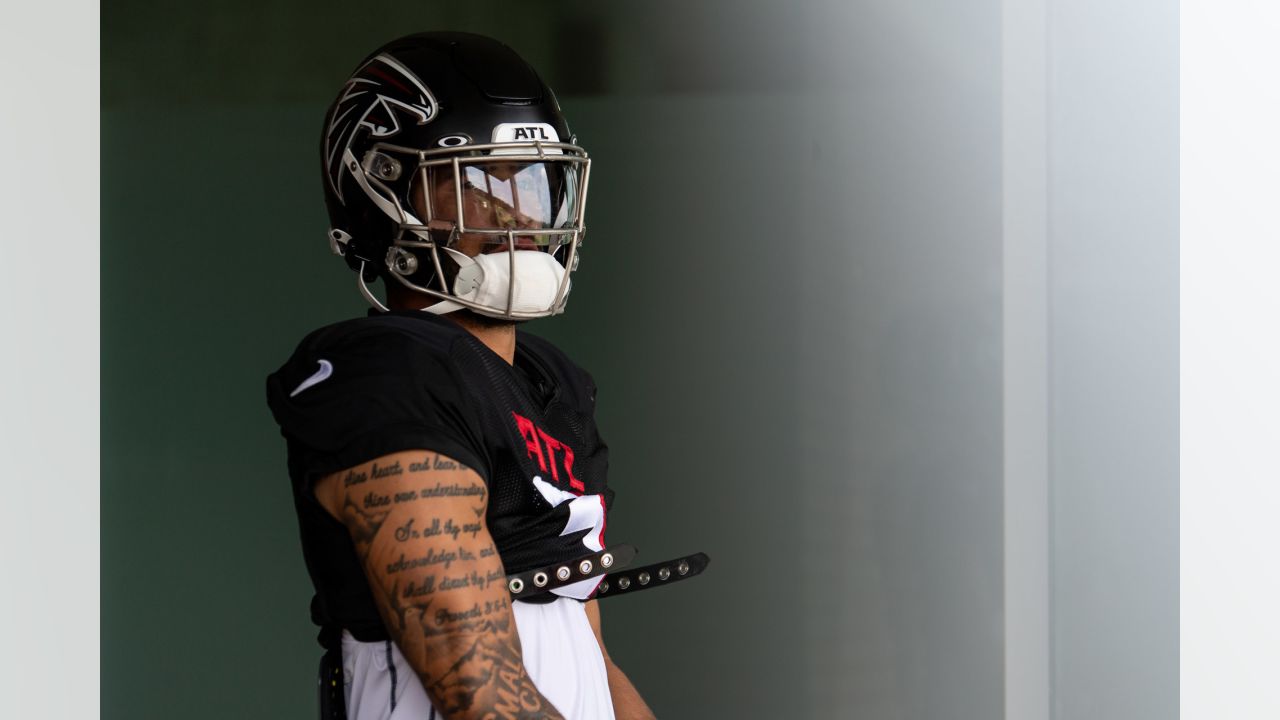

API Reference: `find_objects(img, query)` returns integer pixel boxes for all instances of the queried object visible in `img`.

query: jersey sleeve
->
[266,325,489,485]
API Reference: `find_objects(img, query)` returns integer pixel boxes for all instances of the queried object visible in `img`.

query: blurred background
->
[102,1,1176,718]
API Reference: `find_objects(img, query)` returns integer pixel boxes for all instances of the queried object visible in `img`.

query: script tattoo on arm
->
[317,450,564,720]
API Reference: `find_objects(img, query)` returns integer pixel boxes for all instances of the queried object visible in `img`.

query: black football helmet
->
[320,32,590,319]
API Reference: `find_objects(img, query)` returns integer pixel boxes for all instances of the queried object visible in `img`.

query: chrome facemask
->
[343,139,591,320]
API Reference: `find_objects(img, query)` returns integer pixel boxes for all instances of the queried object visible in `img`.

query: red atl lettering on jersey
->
[511,412,583,492]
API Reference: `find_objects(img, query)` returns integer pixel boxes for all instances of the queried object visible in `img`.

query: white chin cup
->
[438,247,568,316]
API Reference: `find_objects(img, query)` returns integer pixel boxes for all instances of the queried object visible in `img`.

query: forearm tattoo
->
[338,452,564,720]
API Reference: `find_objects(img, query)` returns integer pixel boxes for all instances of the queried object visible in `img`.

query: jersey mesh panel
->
[448,337,605,576]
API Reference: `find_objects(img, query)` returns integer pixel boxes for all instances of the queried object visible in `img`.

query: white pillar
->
[1003,0,1052,717]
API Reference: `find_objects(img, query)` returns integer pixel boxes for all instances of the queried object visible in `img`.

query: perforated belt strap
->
[593,552,710,600]
[505,544,638,599]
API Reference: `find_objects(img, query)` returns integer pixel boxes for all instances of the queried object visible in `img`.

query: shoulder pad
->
[266,314,486,475]
[515,330,597,412]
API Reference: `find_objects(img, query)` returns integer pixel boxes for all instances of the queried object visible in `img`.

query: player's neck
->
[386,292,518,364]
[445,312,517,364]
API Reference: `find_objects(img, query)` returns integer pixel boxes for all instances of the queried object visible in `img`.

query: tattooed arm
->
[585,600,657,720]
[314,450,565,720]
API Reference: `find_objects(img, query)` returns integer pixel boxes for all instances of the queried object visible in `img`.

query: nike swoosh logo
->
[289,359,333,397]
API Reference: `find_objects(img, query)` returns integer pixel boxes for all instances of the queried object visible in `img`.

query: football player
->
[266,33,657,720]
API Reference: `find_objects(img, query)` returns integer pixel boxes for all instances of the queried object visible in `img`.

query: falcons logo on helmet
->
[323,53,438,204]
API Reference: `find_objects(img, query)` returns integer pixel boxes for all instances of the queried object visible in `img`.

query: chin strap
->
[429,247,567,318]
[356,259,462,315]
[423,299,465,314]
[357,247,568,318]
[420,247,486,315]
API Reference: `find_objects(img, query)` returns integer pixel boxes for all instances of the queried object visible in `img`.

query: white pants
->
[340,597,615,720]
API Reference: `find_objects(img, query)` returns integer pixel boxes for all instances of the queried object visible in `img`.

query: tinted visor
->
[413,160,580,247]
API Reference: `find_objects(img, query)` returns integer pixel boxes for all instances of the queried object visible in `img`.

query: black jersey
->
[266,311,612,641]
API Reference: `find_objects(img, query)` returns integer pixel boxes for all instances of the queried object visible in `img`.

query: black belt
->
[593,552,710,599]
[505,544,709,601]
